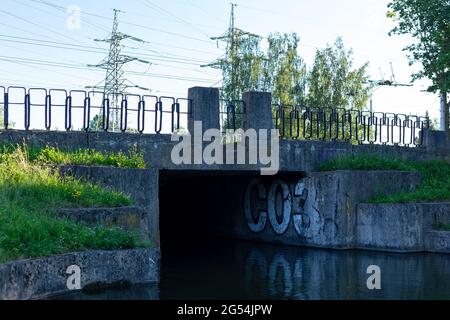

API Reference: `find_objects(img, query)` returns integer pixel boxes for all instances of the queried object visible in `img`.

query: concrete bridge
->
[1,86,450,255]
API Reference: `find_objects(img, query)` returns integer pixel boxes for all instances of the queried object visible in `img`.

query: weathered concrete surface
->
[56,165,160,248]
[242,91,273,131]
[301,171,421,248]
[357,203,450,252]
[2,130,450,174]
[55,206,149,241]
[426,231,450,253]
[0,248,160,300]
[178,171,421,249]
[188,87,220,134]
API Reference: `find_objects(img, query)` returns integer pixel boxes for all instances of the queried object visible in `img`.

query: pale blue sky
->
[0,0,440,121]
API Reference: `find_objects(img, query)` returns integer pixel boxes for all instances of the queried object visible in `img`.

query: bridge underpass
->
[159,170,307,248]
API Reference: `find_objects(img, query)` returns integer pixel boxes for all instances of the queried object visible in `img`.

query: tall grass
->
[319,154,450,203]
[0,146,147,263]
[0,143,146,169]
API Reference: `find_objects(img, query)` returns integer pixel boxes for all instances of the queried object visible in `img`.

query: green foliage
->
[307,38,372,110]
[0,146,146,263]
[263,33,308,106]
[319,154,450,203]
[318,154,414,171]
[387,0,450,94]
[209,30,265,102]
[0,143,146,169]
[34,146,146,169]
[210,30,371,109]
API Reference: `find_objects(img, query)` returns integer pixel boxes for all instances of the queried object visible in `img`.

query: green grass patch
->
[0,146,148,264]
[319,154,450,203]
[0,143,146,169]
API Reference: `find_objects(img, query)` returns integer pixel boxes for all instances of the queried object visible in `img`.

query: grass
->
[0,146,148,264]
[319,154,450,204]
[0,143,146,169]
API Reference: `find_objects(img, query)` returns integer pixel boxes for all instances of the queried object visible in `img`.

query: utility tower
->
[365,62,413,111]
[202,3,261,100]
[88,9,150,131]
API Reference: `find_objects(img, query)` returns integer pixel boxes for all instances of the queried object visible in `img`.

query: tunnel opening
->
[159,170,257,247]
[158,170,307,299]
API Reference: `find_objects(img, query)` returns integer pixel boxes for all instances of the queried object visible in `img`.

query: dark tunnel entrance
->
[157,170,308,299]
[159,170,257,246]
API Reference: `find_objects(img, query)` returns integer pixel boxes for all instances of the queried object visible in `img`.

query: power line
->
[23,0,224,56]
[0,55,219,84]
[0,34,213,66]
[29,0,215,44]
[0,8,88,46]
[141,0,212,38]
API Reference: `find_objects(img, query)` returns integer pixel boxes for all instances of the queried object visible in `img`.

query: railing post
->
[187,87,220,134]
[3,92,8,130]
[242,91,273,131]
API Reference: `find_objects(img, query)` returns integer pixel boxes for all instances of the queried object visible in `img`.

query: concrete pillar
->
[242,91,273,131]
[422,128,450,151]
[188,87,220,134]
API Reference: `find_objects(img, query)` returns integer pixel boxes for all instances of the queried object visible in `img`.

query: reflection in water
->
[56,239,450,300]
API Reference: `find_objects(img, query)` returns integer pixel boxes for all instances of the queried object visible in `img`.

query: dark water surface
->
[55,238,450,300]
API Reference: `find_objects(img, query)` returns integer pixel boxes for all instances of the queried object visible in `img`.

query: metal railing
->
[219,99,246,133]
[0,86,192,134]
[0,86,430,147]
[273,105,429,147]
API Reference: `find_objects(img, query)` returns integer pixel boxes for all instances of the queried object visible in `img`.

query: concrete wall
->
[0,248,160,300]
[164,171,421,250]
[57,165,160,247]
[2,130,450,173]
[221,171,420,249]
[357,203,450,252]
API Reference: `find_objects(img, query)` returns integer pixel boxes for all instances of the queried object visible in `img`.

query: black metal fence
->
[0,86,430,147]
[219,99,246,133]
[273,105,429,147]
[0,86,192,134]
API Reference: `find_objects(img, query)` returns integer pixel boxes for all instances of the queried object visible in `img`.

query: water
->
[56,238,450,300]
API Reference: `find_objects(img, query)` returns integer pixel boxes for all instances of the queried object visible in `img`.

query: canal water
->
[56,238,450,300]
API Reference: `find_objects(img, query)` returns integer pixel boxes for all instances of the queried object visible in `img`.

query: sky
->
[0,0,442,124]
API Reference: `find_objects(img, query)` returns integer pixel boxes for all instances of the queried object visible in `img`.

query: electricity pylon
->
[87,9,150,131]
[201,3,261,100]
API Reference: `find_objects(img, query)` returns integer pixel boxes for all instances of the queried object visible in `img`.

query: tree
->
[89,114,104,131]
[387,0,450,136]
[263,33,307,106]
[307,38,371,110]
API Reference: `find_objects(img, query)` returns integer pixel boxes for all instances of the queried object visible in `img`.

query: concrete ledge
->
[357,203,425,251]
[357,203,450,252]
[55,165,160,248]
[0,248,160,300]
[426,231,450,253]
